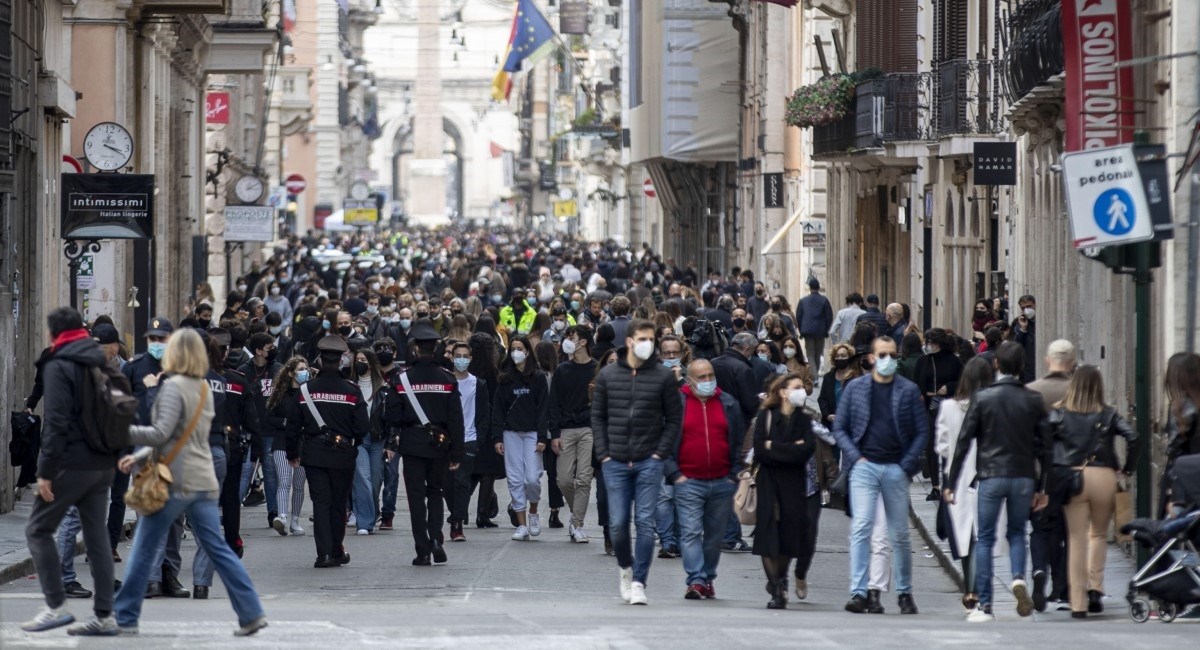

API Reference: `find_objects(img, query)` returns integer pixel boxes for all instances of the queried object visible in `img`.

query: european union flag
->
[502,0,557,73]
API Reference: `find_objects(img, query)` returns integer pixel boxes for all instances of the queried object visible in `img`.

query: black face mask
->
[733,318,746,329]
[377,351,394,366]
[197,318,211,329]
[833,358,851,370]
[338,325,353,337]
[354,362,369,376]
[416,312,429,319]
[264,349,278,365]
[770,303,781,311]
[859,357,874,371]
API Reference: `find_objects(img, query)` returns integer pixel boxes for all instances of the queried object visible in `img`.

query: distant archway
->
[391,118,464,220]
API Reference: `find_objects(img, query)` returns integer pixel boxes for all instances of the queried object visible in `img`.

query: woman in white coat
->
[935,357,994,612]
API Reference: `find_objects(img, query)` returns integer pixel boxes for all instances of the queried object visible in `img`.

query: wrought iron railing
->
[855,72,936,148]
[812,110,856,155]
[938,59,1004,136]
[1002,0,1064,102]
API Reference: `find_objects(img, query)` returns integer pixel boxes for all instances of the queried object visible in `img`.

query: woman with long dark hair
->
[534,339,566,528]
[935,357,994,611]
[491,336,550,540]
[349,349,387,535]
[1047,366,1137,618]
[753,373,817,609]
[265,357,308,536]
[468,332,504,528]
[1162,353,1200,514]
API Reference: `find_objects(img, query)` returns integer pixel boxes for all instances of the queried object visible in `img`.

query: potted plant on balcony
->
[785,68,884,128]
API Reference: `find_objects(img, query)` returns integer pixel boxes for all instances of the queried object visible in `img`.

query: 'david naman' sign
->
[1062,0,1135,152]
[60,173,155,240]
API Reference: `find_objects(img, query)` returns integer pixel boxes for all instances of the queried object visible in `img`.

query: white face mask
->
[551,320,566,332]
[788,388,808,407]
[633,340,654,361]
[561,339,577,356]
[783,347,797,359]
[511,350,527,365]
[1023,307,1036,320]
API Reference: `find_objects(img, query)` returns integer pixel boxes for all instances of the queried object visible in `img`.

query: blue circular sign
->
[1093,188,1136,236]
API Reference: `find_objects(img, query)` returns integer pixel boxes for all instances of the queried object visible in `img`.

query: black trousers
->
[221,445,246,548]
[795,493,823,580]
[1030,505,1069,600]
[445,441,477,525]
[593,456,609,527]
[108,468,130,550]
[27,468,115,614]
[544,447,564,509]
[305,465,353,558]
[403,454,448,556]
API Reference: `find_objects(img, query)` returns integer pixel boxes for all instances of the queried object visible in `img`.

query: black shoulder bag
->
[1050,409,1114,502]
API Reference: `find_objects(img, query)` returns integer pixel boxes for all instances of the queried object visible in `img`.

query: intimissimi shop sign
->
[1062,0,1135,151]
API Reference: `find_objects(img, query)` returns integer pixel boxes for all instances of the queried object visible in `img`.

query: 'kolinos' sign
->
[1062,0,1135,151]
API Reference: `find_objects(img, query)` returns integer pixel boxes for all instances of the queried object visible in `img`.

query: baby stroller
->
[1121,455,1200,623]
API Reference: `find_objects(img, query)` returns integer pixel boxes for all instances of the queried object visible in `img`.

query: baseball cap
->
[91,323,120,345]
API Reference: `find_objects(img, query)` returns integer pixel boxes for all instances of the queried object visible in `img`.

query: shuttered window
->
[856,0,918,73]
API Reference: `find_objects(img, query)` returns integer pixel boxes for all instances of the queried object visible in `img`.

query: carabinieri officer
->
[385,320,465,566]
[285,335,368,568]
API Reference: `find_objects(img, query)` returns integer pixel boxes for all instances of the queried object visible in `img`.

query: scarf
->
[52,328,91,351]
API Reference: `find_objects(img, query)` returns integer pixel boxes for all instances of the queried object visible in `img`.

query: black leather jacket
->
[1047,408,1137,473]
[949,377,1049,488]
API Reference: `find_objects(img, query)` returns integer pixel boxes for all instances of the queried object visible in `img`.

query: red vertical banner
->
[206,92,230,124]
[1062,0,1136,151]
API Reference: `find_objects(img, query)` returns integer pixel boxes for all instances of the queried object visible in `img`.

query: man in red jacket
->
[662,359,746,601]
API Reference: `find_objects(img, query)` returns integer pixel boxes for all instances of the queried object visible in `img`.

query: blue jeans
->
[655,479,678,550]
[848,460,913,597]
[675,478,736,586]
[239,437,279,515]
[381,452,401,517]
[602,457,663,585]
[723,512,744,545]
[116,491,263,628]
[193,446,228,586]
[974,477,1035,606]
[57,507,81,584]
[352,438,386,530]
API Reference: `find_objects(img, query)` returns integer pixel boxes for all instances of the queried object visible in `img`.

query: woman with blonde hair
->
[1046,365,1137,618]
[114,329,266,636]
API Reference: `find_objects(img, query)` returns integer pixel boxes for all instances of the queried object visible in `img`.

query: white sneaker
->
[571,526,590,543]
[512,525,531,541]
[67,615,119,637]
[629,581,648,605]
[966,605,995,623]
[528,513,541,536]
[289,517,306,536]
[272,516,288,536]
[568,522,577,537]
[347,514,357,528]
[1012,578,1033,617]
[356,528,370,536]
[21,605,74,632]
[619,567,633,602]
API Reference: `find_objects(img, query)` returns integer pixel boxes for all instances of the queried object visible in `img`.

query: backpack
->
[79,365,137,453]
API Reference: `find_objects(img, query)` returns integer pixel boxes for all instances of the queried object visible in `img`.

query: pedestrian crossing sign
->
[1062,144,1154,249]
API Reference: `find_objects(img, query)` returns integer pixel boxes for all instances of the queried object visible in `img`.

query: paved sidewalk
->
[0,488,136,585]
[907,478,1139,616]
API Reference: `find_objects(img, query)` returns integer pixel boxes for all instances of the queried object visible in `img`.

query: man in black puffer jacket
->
[592,319,683,606]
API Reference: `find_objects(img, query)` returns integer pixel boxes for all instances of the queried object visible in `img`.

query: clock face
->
[235,175,265,204]
[83,122,134,171]
[350,181,370,201]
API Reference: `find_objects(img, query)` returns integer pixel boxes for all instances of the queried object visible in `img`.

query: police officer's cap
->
[317,335,349,353]
[409,320,441,342]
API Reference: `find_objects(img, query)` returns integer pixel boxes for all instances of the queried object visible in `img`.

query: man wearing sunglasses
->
[832,336,928,616]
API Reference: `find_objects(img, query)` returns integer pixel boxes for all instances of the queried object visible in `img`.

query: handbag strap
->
[399,372,430,426]
[1077,409,1112,467]
[163,383,208,466]
[299,383,327,429]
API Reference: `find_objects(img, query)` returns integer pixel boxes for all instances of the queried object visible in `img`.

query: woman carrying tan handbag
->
[111,329,268,637]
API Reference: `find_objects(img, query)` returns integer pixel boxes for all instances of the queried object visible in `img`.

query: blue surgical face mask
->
[322,319,332,331]
[757,352,770,362]
[875,355,898,377]
[147,342,166,360]
[570,300,581,311]
[296,369,310,384]
[662,358,681,369]
[694,380,717,397]
[453,358,471,373]
[398,318,411,330]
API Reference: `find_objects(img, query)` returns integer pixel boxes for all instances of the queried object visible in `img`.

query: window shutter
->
[856,0,917,73]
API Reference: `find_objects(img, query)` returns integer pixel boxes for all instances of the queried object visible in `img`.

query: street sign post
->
[1062,145,1155,249]
[343,199,379,226]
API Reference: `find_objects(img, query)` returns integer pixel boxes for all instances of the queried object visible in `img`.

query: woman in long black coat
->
[468,333,505,527]
[753,372,816,609]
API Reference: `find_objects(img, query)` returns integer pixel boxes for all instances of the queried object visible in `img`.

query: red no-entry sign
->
[285,173,307,194]
[643,178,656,199]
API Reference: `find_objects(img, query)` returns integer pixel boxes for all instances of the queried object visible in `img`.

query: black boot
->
[548,509,564,528]
[1088,589,1104,614]
[866,589,885,614]
[767,579,787,609]
[162,571,191,598]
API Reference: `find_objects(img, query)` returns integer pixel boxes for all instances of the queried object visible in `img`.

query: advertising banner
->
[1062,0,1135,151]
[60,173,154,240]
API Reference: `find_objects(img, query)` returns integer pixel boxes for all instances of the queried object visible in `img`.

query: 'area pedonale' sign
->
[61,173,155,240]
